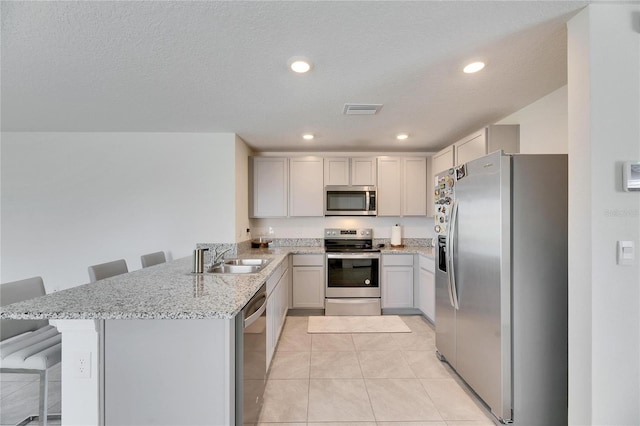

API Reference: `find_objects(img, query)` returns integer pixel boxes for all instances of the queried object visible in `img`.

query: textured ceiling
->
[1,1,588,152]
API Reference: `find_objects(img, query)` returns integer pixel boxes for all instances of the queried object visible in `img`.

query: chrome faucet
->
[212,247,232,267]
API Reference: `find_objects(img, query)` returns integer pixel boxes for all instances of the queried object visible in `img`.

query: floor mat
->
[307,315,411,333]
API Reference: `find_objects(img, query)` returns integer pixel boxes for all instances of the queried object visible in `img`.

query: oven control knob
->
[365,279,371,285]
[434,225,441,233]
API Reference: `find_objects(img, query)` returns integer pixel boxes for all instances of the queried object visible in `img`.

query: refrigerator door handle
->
[444,223,455,308]
[445,245,456,308]
[448,200,460,310]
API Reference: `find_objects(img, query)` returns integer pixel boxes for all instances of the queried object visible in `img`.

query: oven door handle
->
[326,253,380,259]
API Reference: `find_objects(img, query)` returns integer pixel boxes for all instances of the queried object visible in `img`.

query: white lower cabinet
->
[266,259,290,368]
[292,254,325,309]
[381,254,414,309]
[418,255,435,322]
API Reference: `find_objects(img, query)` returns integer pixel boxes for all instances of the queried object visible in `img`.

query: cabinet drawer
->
[292,254,324,267]
[266,261,286,296]
[419,255,435,273]
[382,254,413,266]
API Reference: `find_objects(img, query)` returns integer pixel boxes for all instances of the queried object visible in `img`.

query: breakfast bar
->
[0,251,303,425]
[1,245,433,425]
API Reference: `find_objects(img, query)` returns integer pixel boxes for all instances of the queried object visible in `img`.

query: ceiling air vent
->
[343,103,383,115]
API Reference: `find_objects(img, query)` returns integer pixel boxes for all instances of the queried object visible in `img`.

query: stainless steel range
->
[324,228,381,316]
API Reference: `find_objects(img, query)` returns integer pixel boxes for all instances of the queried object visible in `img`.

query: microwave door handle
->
[365,191,370,212]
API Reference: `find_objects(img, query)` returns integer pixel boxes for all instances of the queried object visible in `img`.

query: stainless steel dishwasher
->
[235,283,267,425]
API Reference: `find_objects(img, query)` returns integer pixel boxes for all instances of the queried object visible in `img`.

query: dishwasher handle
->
[244,293,266,329]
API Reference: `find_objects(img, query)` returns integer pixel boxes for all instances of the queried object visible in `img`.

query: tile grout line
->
[355,333,379,423]
[306,324,311,424]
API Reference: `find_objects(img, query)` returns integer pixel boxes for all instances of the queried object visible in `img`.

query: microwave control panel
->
[434,169,456,235]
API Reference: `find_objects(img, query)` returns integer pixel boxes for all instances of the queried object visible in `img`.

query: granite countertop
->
[380,246,435,258]
[0,247,324,321]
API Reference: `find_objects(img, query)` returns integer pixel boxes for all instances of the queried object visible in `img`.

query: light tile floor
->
[0,363,61,426]
[258,314,497,426]
[0,315,495,426]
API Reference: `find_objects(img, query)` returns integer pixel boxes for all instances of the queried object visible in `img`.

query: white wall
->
[1,132,238,291]
[568,5,640,425]
[497,85,568,154]
[235,136,252,243]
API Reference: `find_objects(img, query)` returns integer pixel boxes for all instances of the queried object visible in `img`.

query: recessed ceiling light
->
[463,61,485,74]
[302,133,314,140]
[289,57,312,73]
[396,133,409,140]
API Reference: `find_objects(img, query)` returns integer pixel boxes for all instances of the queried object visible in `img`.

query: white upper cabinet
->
[324,157,377,186]
[426,156,435,217]
[351,157,377,186]
[429,124,519,217]
[403,157,427,216]
[432,145,455,176]
[324,158,350,186]
[455,130,487,166]
[454,124,520,166]
[251,157,288,218]
[377,157,427,217]
[377,157,402,216]
[289,157,324,217]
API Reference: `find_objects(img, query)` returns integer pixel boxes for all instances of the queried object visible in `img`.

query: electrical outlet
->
[73,351,91,379]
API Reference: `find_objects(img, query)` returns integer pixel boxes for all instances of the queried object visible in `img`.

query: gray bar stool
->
[88,259,128,282]
[0,277,62,426]
[140,251,166,268]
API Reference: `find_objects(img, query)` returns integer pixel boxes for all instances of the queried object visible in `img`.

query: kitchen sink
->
[224,258,271,267]
[207,258,271,274]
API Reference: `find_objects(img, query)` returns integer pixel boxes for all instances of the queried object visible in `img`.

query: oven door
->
[326,253,380,298]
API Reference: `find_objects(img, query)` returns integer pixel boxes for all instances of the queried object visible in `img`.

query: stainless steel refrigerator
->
[434,151,568,425]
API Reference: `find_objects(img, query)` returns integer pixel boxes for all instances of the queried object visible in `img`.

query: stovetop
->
[325,247,381,253]
[324,228,379,253]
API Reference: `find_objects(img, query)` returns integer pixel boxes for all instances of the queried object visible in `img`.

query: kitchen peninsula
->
[0,248,323,425]
[1,244,433,425]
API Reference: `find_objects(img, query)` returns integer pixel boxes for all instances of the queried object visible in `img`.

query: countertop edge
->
[0,246,433,320]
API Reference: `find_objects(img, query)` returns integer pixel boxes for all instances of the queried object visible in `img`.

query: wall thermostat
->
[623,161,640,191]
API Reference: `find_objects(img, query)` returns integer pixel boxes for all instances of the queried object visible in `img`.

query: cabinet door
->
[455,130,486,166]
[419,268,435,322]
[403,157,427,216]
[426,156,435,217]
[377,157,402,216]
[266,296,276,368]
[351,157,377,186]
[324,157,350,186]
[292,267,325,308]
[290,157,324,216]
[381,266,414,309]
[432,146,455,175]
[252,157,288,218]
[278,267,291,331]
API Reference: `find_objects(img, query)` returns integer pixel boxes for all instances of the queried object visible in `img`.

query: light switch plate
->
[617,240,635,265]
[623,161,640,191]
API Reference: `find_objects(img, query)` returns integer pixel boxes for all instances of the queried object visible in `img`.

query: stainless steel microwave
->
[324,186,377,216]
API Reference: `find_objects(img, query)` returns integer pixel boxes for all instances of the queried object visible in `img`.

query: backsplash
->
[198,236,432,260]
[374,238,434,248]
[195,243,237,263]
